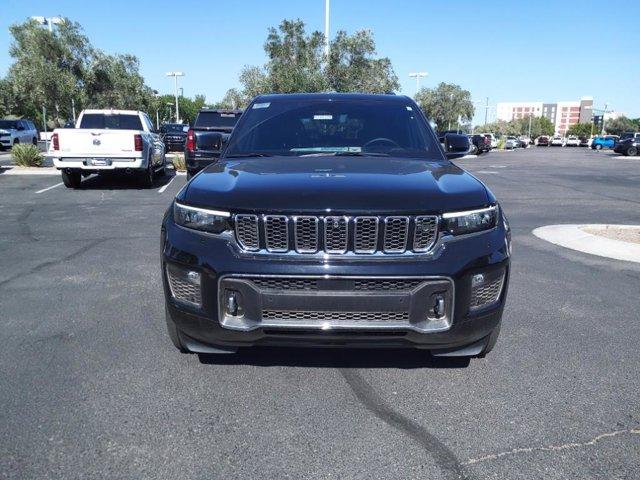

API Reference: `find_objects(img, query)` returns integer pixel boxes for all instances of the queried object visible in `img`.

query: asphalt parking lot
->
[1,147,639,479]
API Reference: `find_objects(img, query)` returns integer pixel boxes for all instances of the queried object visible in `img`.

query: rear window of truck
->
[194,112,240,129]
[79,114,143,130]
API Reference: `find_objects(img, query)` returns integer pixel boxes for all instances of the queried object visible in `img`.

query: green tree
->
[327,29,399,93]
[3,17,158,126]
[4,18,90,125]
[414,82,474,131]
[566,122,593,137]
[220,19,399,108]
[604,116,636,136]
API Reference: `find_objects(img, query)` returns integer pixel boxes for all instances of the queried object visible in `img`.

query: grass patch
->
[170,154,186,172]
[12,144,44,167]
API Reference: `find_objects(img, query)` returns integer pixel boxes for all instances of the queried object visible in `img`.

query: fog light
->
[225,290,239,316]
[469,270,505,312]
[166,264,202,307]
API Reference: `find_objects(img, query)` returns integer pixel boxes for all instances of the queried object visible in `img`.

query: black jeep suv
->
[162,94,511,358]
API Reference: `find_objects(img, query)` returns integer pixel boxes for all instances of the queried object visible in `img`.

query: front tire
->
[61,170,81,189]
[627,146,637,156]
[595,144,602,150]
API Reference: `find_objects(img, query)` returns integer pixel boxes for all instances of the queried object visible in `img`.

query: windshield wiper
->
[224,153,273,158]
[331,151,390,157]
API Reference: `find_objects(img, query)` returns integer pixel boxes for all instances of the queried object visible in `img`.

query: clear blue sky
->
[1,0,638,123]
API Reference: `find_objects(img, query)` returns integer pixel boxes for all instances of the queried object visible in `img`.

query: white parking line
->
[158,176,176,193]
[35,182,63,194]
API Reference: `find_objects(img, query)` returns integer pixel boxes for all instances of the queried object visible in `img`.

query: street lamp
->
[324,0,330,58]
[30,16,65,32]
[408,72,428,94]
[166,71,184,122]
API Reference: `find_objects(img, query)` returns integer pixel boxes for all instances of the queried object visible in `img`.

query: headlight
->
[441,205,498,236]
[173,201,231,233]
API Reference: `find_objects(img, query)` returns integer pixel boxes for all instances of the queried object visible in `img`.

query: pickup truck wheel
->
[61,170,82,189]
[139,156,154,187]
[627,146,637,156]
[477,322,501,358]
[165,304,190,353]
[32,137,38,146]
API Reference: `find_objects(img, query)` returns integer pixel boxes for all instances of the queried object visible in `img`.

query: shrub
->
[12,144,44,167]
[171,154,186,172]
[496,138,506,150]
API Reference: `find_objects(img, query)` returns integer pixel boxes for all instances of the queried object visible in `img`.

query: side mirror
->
[443,133,470,159]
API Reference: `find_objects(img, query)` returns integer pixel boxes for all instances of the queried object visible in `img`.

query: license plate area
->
[217,276,453,333]
[86,158,112,166]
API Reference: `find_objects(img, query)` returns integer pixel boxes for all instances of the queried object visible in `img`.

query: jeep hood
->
[181,156,490,214]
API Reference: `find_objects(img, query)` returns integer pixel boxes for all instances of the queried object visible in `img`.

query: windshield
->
[0,120,18,129]
[224,98,439,158]
[162,124,187,133]
[79,114,143,130]
[194,112,240,129]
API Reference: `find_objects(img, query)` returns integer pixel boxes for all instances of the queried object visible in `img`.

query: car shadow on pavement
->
[77,171,176,190]
[197,347,470,369]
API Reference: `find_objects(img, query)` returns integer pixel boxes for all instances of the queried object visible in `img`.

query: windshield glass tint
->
[162,124,187,133]
[0,120,18,129]
[79,114,143,130]
[224,99,438,158]
[194,112,240,128]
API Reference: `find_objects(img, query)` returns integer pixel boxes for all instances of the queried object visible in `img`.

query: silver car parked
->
[0,119,39,150]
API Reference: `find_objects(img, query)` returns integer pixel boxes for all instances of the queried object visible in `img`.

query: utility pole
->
[71,98,76,123]
[408,72,428,94]
[484,97,489,126]
[324,0,330,58]
[42,106,48,151]
[528,114,532,138]
[30,16,64,32]
[166,72,184,122]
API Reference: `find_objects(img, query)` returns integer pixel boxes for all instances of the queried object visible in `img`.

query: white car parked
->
[565,135,580,147]
[49,110,166,188]
[0,119,39,150]
[550,135,564,147]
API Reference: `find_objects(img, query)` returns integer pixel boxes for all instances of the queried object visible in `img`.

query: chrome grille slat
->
[324,216,348,254]
[383,216,409,253]
[413,216,439,252]
[234,214,259,251]
[234,214,438,255]
[264,215,289,252]
[354,217,379,253]
[294,216,319,253]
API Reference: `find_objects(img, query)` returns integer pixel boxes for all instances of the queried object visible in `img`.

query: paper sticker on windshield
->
[313,114,333,120]
[220,113,236,117]
[252,102,270,109]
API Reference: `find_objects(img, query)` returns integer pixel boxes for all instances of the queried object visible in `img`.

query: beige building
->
[496,97,594,135]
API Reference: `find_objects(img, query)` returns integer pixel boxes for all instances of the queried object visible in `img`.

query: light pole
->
[30,16,64,32]
[166,71,184,122]
[166,103,174,123]
[324,0,330,58]
[408,72,428,94]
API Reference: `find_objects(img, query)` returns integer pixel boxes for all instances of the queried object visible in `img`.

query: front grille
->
[234,214,438,255]
[469,274,504,311]
[249,278,423,291]
[262,310,409,323]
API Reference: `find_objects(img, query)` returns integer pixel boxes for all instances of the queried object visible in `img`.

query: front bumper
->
[162,213,510,351]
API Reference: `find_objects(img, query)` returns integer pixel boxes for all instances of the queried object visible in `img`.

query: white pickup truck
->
[49,109,166,188]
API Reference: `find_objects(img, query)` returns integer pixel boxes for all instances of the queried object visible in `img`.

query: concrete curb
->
[1,167,59,175]
[533,224,640,264]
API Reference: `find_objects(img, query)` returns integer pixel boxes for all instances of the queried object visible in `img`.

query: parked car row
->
[0,119,39,150]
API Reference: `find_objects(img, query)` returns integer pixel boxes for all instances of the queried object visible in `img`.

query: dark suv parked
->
[162,94,511,359]
[160,123,188,152]
[185,109,242,179]
[468,134,491,155]
[614,133,640,156]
